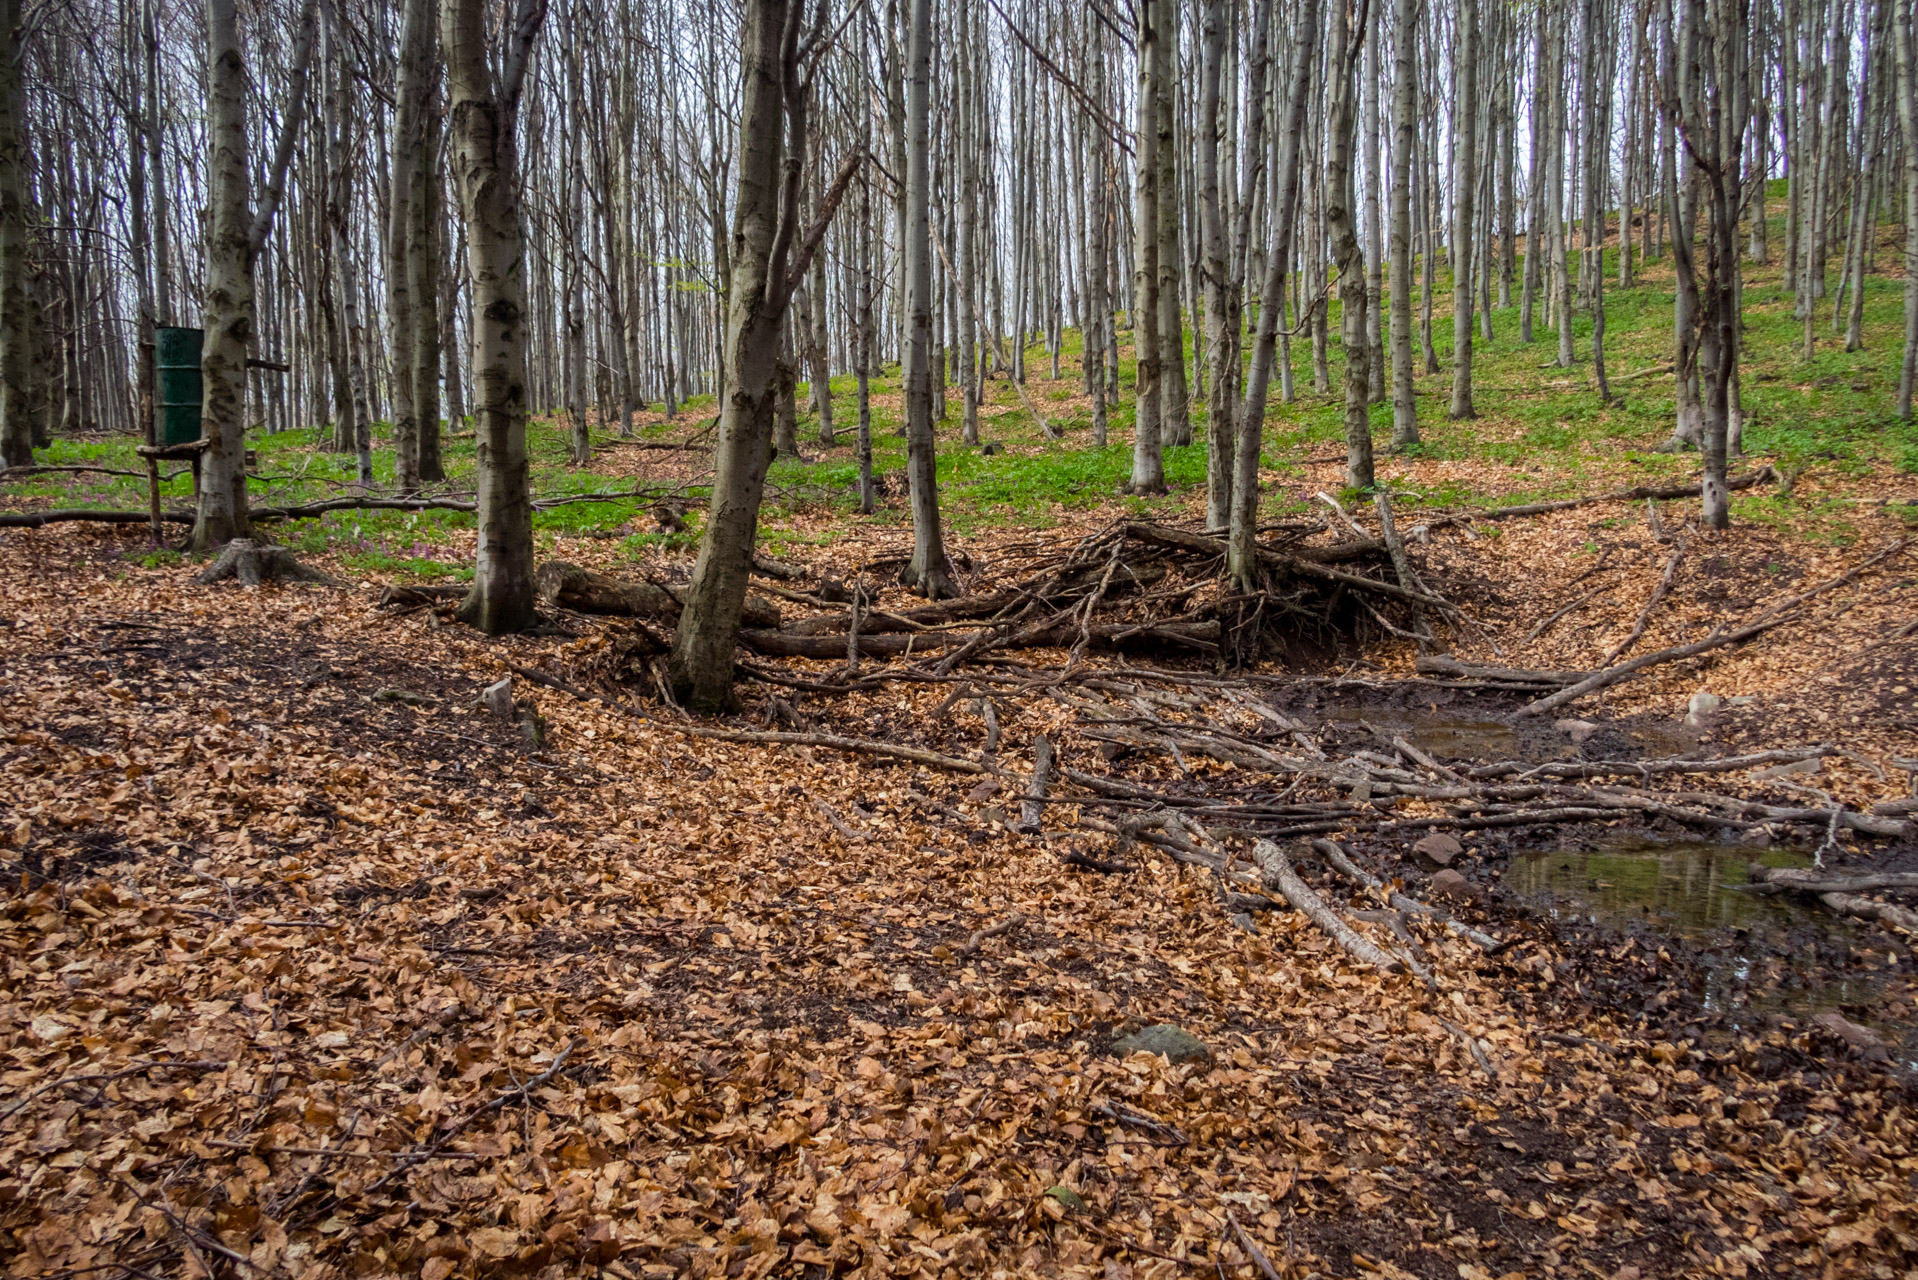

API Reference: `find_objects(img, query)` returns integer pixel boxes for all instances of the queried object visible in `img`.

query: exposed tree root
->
[195,539,345,587]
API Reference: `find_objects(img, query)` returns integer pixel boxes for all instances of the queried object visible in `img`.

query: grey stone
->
[1684,691,1722,728]
[1111,1023,1211,1064]
[1751,758,1821,779]
[1553,718,1603,744]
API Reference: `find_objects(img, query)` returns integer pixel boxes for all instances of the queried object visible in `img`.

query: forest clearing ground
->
[7,248,1918,1277]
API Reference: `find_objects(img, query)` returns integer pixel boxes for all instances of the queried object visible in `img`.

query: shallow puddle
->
[1508,841,1915,1064]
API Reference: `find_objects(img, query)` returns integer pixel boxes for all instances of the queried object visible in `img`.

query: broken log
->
[740,618,1222,659]
[1019,734,1056,833]
[1252,840,1404,973]
[1744,865,1918,896]
[1414,655,1590,686]
[1473,468,1777,520]
[670,726,996,775]
[536,561,782,629]
[1818,893,1918,932]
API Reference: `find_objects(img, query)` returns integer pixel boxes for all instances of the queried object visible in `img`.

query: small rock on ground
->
[1111,1024,1210,1063]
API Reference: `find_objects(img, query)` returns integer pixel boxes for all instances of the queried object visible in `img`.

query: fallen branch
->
[671,725,996,774]
[1309,838,1503,951]
[1474,467,1776,520]
[0,506,193,528]
[959,913,1026,956]
[1601,535,1688,664]
[1414,655,1590,686]
[1744,865,1918,896]
[365,1039,580,1194]
[1518,538,1912,717]
[1252,840,1404,973]
[1468,746,1837,782]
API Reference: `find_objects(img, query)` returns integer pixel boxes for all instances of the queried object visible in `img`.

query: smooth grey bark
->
[1896,0,1918,417]
[899,0,954,598]
[1130,0,1166,493]
[1449,0,1478,419]
[0,0,30,468]
[1199,0,1234,528]
[194,0,317,551]
[1229,0,1322,590]
[1388,0,1418,447]
[1153,0,1190,447]
[668,0,857,708]
[445,0,546,634]
[389,0,434,491]
[1327,0,1374,490]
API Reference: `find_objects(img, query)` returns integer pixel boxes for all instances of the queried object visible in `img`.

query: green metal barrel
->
[154,326,204,446]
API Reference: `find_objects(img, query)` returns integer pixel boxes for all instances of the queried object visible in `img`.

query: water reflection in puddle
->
[1507,841,1914,1063]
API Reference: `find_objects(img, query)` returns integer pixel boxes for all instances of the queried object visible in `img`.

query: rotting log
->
[1415,655,1591,686]
[1745,865,1918,896]
[536,560,782,629]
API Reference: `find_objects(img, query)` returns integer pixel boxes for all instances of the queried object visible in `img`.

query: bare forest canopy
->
[3,0,1917,676]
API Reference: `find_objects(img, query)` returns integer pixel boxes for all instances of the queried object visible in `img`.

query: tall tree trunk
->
[1389,0,1419,447]
[900,0,954,597]
[1896,0,1918,418]
[0,0,31,468]
[1200,0,1234,528]
[1450,0,1479,419]
[195,0,315,550]
[389,0,435,491]
[1328,0,1373,489]
[1131,0,1166,493]
[669,0,855,706]
[1154,0,1190,447]
[1230,0,1322,589]
[446,0,546,634]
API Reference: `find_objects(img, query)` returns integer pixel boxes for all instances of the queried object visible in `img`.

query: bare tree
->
[444,0,547,632]
[193,0,318,550]
[899,0,955,597]
[667,0,856,708]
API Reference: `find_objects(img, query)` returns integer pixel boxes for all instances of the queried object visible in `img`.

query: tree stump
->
[196,539,345,587]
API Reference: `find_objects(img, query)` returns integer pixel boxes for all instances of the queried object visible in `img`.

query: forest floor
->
[5,242,1918,1279]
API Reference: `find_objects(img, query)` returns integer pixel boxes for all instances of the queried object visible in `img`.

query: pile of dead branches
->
[447,515,1429,678]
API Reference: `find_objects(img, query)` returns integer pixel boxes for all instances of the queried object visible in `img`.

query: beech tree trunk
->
[669,0,854,708]
[1230,0,1321,589]
[0,0,30,468]
[1388,0,1418,448]
[899,0,954,598]
[1449,0,1478,419]
[194,0,315,551]
[1327,0,1373,489]
[446,0,546,634]
[1130,0,1167,494]
[1896,0,1918,418]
